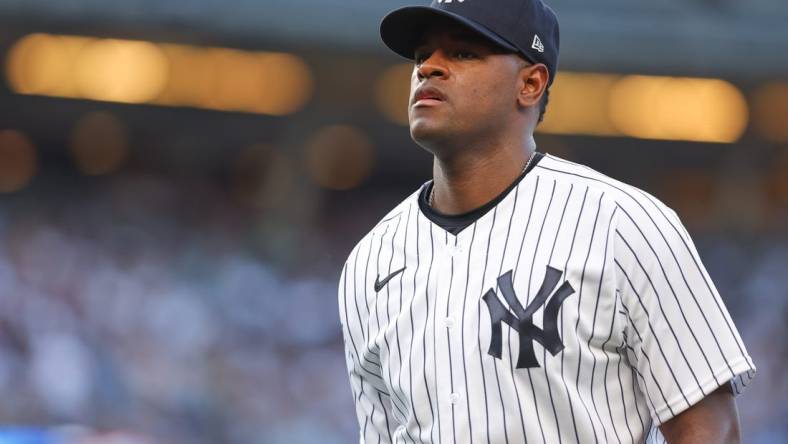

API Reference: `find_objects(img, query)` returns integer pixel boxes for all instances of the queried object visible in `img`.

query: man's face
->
[408,21,526,149]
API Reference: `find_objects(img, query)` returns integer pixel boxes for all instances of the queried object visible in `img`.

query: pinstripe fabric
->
[338,154,755,444]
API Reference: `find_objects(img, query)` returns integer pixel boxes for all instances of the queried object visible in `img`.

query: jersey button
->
[449,392,461,404]
[443,316,455,329]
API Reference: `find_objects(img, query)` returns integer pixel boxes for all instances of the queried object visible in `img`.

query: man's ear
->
[517,63,549,109]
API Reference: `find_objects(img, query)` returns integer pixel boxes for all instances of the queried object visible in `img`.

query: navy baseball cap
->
[380,0,560,85]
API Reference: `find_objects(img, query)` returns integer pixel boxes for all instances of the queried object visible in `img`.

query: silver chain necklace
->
[429,151,536,208]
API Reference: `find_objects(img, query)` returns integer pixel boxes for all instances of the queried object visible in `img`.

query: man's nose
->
[416,51,448,80]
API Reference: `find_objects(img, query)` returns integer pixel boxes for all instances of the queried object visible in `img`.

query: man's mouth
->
[413,86,446,107]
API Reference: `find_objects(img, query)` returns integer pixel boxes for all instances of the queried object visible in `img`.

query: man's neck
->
[430,138,537,215]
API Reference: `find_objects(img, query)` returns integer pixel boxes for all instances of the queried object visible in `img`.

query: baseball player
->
[338,1,756,443]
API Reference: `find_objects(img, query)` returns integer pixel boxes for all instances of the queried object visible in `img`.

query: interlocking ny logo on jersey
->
[482,266,575,368]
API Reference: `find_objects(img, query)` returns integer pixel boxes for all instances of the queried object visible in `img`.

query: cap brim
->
[380,6,519,60]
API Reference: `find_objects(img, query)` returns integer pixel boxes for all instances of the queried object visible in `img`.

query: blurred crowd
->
[0,171,785,443]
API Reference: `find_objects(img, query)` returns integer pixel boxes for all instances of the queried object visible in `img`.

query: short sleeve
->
[612,199,756,425]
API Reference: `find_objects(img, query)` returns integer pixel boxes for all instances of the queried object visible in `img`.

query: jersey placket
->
[431,230,472,442]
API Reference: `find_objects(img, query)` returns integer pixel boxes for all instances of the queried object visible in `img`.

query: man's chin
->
[409,120,449,145]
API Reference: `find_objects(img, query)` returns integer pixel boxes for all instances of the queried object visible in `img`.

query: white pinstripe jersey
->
[338,154,755,444]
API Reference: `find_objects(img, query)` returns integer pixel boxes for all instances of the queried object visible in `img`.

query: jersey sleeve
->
[612,198,756,425]
[338,259,398,443]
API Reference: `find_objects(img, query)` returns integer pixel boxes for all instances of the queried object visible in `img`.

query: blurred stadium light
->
[751,82,788,143]
[606,76,748,143]
[0,129,37,193]
[538,72,621,137]
[5,34,314,115]
[6,34,167,104]
[375,63,412,126]
[154,45,313,115]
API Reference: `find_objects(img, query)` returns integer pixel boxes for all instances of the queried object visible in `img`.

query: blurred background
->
[0,0,785,443]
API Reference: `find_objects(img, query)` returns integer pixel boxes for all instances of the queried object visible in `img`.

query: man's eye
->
[455,51,477,60]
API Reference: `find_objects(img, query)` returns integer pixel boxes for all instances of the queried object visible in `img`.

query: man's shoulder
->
[343,185,423,265]
[534,153,678,219]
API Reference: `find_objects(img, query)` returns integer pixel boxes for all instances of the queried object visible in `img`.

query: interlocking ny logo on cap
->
[531,34,545,53]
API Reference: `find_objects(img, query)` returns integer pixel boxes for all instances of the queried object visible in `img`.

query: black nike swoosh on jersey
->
[374,266,406,292]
